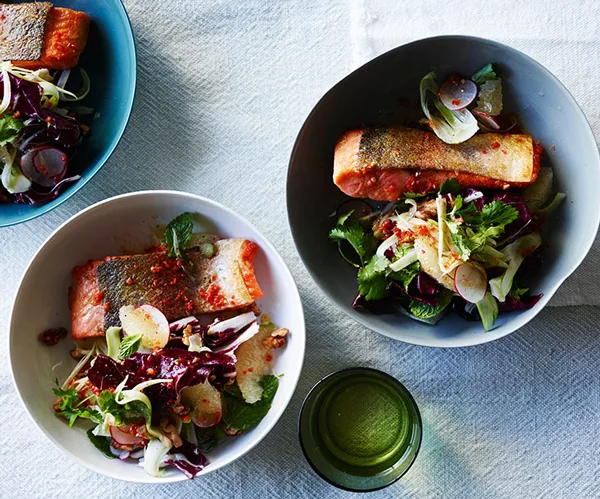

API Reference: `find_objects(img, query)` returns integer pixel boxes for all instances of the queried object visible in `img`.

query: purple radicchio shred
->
[13,175,80,205]
[1,74,82,148]
[384,246,395,261]
[165,441,208,479]
[491,193,533,245]
[387,274,440,307]
[87,350,236,422]
[351,294,395,314]
[461,188,486,211]
[497,293,543,312]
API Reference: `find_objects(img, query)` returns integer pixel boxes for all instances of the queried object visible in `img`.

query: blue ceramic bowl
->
[0,0,136,227]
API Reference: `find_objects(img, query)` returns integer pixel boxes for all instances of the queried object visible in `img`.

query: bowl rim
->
[286,34,600,348]
[8,190,306,482]
[0,0,138,227]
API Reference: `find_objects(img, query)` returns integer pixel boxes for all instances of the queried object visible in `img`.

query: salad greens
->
[222,375,279,431]
[50,214,286,479]
[331,180,564,331]
[162,212,194,259]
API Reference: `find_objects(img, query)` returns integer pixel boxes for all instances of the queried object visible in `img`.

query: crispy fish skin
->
[0,2,53,61]
[70,239,264,340]
[1,5,90,70]
[333,127,541,201]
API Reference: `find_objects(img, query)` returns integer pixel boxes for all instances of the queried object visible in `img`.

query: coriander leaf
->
[0,116,24,146]
[118,334,142,359]
[439,178,461,195]
[472,63,498,85]
[53,380,102,427]
[357,255,389,301]
[408,289,453,319]
[478,201,519,228]
[98,390,150,426]
[451,231,474,259]
[329,211,377,265]
[222,375,279,431]
[162,212,194,259]
[86,428,115,459]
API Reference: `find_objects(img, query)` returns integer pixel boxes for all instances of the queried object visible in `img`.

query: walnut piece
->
[262,328,288,349]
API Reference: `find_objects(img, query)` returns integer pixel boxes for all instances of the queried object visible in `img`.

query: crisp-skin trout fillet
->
[333,127,541,201]
[69,239,263,340]
[0,3,90,70]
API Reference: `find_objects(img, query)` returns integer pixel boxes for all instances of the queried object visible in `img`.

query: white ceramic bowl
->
[9,191,305,482]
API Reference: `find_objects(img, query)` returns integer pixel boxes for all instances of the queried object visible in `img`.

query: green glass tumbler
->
[299,367,422,492]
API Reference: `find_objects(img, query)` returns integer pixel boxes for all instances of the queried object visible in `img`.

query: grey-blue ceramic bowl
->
[0,0,136,227]
[287,36,600,347]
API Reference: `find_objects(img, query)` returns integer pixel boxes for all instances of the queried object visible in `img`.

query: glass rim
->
[298,366,423,493]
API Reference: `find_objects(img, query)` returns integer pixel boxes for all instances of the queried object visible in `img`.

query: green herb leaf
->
[0,115,23,146]
[471,63,498,85]
[389,260,420,290]
[439,178,461,195]
[404,192,427,199]
[118,334,142,359]
[408,289,453,319]
[510,285,529,300]
[222,375,279,431]
[162,212,194,259]
[329,210,377,265]
[98,390,151,426]
[52,380,102,427]
[357,255,389,301]
[86,428,115,459]
[195,425,226,452]
[478,201,519,228]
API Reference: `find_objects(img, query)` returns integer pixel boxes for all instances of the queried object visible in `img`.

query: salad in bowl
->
[10,193,304,482]
[0,2,92,204]
[330,64,564,331]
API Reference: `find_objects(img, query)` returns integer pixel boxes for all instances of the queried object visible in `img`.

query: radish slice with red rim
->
[454,263,487,304]
[473,111,517,133]
[19,146,68,187]
[110,425,145,446]
[438,77,477,110]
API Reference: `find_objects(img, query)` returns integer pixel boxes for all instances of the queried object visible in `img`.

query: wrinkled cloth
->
[1,1,599,498]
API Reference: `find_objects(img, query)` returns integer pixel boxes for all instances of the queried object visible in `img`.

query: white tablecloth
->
[1,1,599,497]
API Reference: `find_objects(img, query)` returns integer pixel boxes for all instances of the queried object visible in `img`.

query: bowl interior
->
[287,36,600,347]
[9,191,305,482]
[0,0,136,226]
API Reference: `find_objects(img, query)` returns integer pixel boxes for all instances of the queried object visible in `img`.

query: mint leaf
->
[98,390,150,426]
[222,375,279,431]
[118,334,142,359]
[472,63,498,85]
[162,212,194,259]
[439,178,461,195]
[52,380,102,427]
[357,255,389,301]
[0,115,23,146]
[329,210,377,265]
[195,425,226,452]
[86,429,115,459]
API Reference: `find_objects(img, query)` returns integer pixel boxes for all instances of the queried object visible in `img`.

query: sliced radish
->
[180,381,223,428]
[472,110,500,130]
[20,146,68,187]
[439,77,477,110]
[119,304,170,350]
[110,425,145,446]
[454,263,487,303]
[473,111,517,133]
